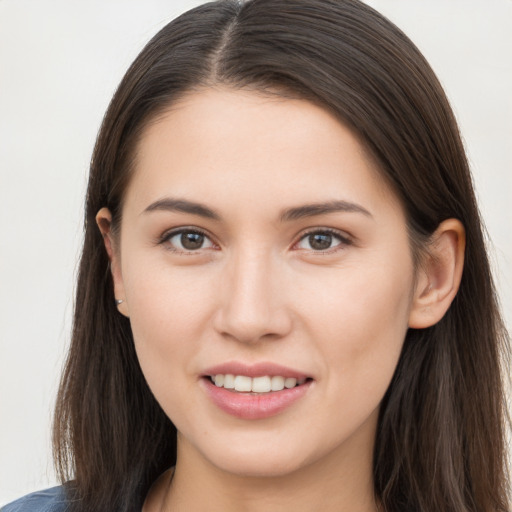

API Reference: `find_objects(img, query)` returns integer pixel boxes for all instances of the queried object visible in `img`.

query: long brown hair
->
[53,1,510,510]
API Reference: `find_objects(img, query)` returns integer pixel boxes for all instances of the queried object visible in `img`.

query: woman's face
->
[108,88,419,478]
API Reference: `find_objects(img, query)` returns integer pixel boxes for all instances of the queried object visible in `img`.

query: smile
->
[201,363,313,420]
[209,374,308,393]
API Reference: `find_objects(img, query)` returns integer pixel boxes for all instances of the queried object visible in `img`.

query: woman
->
[3,0,509,511]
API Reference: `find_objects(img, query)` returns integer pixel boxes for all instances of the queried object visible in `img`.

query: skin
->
[97,88,465,512]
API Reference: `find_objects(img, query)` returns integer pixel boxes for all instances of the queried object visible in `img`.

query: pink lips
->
[201,362,313,420]
[203,361,309,380]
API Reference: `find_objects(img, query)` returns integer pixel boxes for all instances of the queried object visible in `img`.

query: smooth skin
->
[97,88,465,512]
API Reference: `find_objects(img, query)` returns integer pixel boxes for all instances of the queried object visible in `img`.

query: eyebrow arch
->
[280,200,372,222]
[143,198,221,220]
[142,197,372,222]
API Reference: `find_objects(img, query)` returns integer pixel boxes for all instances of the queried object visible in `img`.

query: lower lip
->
[202,378,312,420]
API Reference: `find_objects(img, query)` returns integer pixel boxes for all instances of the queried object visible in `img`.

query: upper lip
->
[202,361,311,380]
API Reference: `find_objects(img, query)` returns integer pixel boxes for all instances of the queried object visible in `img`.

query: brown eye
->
[308,233,333,250]
[166,230,214,252]
[296,230,349,252]
[181,232,204,250]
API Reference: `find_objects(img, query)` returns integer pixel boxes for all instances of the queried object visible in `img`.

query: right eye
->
[162,229,215,252]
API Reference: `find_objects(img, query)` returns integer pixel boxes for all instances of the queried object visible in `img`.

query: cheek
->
[123,273,212,426]
[121,257,217,391]
[299,256,413,388]
[124,252,214,328]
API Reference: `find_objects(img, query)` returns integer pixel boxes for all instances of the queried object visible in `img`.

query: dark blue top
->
[1,486,68,512]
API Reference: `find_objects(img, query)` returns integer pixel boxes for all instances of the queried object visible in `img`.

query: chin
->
[197,433,323,479]
[212,454,309,479]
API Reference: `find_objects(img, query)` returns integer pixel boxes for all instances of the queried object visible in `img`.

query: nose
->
[213,250,293,344]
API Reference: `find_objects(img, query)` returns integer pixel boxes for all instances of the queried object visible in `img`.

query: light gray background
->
[1,0,511,505]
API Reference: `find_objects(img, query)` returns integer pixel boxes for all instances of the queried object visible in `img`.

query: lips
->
[201,362,313,419]
[203,361,310,380]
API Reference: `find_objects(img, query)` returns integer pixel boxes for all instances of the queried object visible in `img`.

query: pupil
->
[181,232,204,250]
[309,233,332,250]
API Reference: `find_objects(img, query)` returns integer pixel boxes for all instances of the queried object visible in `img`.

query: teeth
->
[284,377,297,389]
[210,374,306,393]
[223,374,235,389]
[252,376,271,393]
[234,375,252,392]
[271,376,285,391]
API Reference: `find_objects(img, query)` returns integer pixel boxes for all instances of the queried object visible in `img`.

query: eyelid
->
[158,226,218,253]
[156,225,352,254]
[292,227,353,253]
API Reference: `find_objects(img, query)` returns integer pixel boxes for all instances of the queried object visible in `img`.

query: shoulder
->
[1,486,69,512]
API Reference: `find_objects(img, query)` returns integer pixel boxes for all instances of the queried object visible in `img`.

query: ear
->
[408,219,465,329]
[96,207,129,317]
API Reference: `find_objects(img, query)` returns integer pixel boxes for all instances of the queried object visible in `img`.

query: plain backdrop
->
[0,0,511,505]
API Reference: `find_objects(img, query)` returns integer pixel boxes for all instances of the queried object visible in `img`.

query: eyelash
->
[159,227,217,254]
[294,228,352,253]
[158,227,352,254]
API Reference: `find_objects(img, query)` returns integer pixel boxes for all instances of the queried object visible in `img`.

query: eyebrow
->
[279,200,372,222]
[143,198,221,220]
[142,198,372,221]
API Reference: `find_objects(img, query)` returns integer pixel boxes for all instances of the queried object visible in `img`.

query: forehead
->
[125,87,402,221]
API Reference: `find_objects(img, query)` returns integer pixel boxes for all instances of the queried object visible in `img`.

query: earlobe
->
[96,207,129,317]
[408,219,465,329]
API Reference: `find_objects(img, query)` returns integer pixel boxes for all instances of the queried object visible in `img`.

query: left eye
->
[296,231,347,251]
[166,230,214,251]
